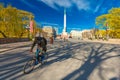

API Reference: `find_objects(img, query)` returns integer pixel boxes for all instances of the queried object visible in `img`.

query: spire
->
[61,8,68,39]
[63,8,66,32]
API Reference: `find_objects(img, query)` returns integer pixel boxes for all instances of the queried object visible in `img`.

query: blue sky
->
[1,0,120,34]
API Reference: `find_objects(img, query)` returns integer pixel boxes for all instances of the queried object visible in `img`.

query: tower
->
[63,8,66,32]
[62,8,68,38]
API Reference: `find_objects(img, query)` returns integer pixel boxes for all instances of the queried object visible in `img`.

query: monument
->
[61,8,68,40]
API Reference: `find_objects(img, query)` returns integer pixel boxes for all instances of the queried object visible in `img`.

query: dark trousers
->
[35,48,45,62]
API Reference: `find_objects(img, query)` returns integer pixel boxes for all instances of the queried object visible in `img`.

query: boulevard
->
[0,39,120,80]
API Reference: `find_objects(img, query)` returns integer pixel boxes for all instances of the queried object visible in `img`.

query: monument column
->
[63,8,66,32]
[61,8,68,40]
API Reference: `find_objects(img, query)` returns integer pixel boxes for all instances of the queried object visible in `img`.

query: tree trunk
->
[0,31,7,38]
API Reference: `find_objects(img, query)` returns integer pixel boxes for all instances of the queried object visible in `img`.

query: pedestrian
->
[50,36,54,44]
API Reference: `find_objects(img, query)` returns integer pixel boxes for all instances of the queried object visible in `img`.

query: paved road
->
[0,39,120,80]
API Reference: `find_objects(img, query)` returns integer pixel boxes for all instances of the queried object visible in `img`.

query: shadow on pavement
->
[0,41,77,79]
[110,77,120,80]
[1,41,120,80]
[62,43,120,80]
[0,44,32,53]
[0,49,31,80]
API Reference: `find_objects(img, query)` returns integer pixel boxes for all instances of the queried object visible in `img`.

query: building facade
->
[42,26,57,38]
[70,30,82,39]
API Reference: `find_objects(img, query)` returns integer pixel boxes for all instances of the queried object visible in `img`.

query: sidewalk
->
[1,39,119,53]
[0,41,32,53]
[84,39,120,44]
[0,40,62,53]
[69,38,120,45]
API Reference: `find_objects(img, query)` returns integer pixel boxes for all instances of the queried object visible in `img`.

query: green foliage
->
[0,3,39,38]
[109,29,120,38]
[96,8,120,38]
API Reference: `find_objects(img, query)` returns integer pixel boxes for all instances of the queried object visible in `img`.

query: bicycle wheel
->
[23,59,35,74]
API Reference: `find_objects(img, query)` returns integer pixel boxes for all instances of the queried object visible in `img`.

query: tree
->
[96,8,120,38]
[0,3,36,38]
[96,8,120,29]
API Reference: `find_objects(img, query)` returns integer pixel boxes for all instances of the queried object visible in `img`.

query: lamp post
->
[106,22,109,40]
[25,25,30,39]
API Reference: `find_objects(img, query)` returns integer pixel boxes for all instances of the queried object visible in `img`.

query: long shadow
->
[40,43,80,65]
[10,42,78,79]
[0,44,32,53]
[0,49,30,80]
[37,42,89,71]
[110,77,120,80]
[2,41,118,80]
[62,43,120,80]
[0,41,74,80]
[0,42,79,79]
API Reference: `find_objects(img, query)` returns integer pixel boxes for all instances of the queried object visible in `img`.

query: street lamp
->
[106,23,109,40]
[25,25,30,38]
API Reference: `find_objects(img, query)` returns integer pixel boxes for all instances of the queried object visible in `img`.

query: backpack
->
[36,37,47,47]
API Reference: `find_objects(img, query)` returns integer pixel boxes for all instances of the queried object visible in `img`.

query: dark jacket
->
[31,37,47,52]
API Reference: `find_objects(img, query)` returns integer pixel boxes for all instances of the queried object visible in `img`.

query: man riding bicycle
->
[30,32,47,64]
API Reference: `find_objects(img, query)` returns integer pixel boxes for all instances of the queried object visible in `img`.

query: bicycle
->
[23,50,48,74]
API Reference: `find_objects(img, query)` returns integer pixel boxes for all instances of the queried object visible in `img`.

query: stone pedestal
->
[61,31,68,41]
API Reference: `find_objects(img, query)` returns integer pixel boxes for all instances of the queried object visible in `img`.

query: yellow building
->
[42,26,54,37]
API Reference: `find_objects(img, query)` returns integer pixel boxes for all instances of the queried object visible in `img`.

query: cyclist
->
[30,32,47,64]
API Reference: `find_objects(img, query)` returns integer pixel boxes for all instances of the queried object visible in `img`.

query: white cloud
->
[54,0,72,8]
[40,0,91,11]
[21,0,107,14]
[40,0,72,10]
[94,5,101,13]
[94,0,104,13]
[21,0,40,12]
[21,0,35,8]
[40,0,58,10]
[72,0,90,11]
